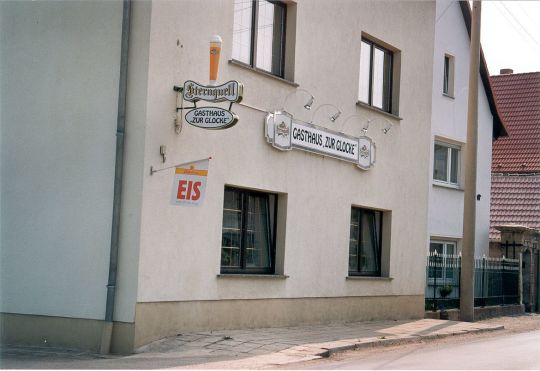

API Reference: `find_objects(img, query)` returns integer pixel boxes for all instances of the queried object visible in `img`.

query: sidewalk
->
[1,319,503,369]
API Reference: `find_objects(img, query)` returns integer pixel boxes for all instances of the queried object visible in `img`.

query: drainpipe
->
[100,0,131,354]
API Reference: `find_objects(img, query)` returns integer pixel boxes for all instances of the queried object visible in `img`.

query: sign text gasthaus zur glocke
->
[265,111,376,170]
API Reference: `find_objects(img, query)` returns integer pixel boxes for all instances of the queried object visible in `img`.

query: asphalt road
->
[288,329,540,370]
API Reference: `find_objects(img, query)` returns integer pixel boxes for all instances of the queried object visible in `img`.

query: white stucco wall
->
[135,0,435,303]
[0,1,124,320]
[429,0,493,257]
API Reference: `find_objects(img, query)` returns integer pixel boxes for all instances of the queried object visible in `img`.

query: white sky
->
[481,1,540,75]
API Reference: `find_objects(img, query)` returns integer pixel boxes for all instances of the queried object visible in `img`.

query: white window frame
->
[443,54,455,97]
[433,141,461,188]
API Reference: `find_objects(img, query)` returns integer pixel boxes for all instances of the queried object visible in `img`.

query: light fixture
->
[282,88,315,112]
[382,123,392,134]
[309,103,342,124]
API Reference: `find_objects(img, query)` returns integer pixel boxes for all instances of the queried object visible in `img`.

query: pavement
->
[0,318,504,369]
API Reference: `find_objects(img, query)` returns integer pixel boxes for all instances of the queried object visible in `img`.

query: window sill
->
[442,93,455,99]
[229,60,299,87]
[346,276,393,281]
[217,274,289,279]
[356,101,402,121]
[432,182,464,191]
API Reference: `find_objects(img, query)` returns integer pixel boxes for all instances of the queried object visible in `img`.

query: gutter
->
[100,0,131,354]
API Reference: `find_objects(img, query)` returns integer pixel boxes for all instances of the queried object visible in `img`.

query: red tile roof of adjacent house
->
[490,174,540,241]
[491,72,540,173]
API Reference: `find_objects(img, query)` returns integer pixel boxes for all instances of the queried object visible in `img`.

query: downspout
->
[100,0,131,354]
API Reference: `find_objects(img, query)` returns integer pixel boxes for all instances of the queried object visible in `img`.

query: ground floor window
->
[428,240,457,282]
[221,187,277,274]
[349,207,382,276]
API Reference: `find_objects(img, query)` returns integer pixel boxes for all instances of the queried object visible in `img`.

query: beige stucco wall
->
[135,0,435,309]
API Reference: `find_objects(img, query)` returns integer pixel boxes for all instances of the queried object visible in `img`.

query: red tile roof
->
[490,174,540,241]
[491,72,540,173]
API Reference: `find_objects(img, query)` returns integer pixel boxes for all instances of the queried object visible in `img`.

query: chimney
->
[500,68,514,75]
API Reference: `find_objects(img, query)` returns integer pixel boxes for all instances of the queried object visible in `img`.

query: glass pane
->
[349,209,360,272]
[359,211,379,274]
[429,243,444,255]
[232,0,253,64]
[256,1,285,75]
[433,144,448,181]
[429,243,444,279]
[443,56,449,94]
[372,48,385,109]
[245,194,271,269]
[450,148,458,184]
[358,41,371,104]
[221,189,242,268]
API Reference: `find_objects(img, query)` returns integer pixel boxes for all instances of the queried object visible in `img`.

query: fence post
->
[501,256,505,305]
[433,253,438,311]
[519,251,523,306]
[481,256,486,307]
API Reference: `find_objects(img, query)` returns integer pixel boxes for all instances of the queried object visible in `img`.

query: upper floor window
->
[358,38,393,113]
[443,54,455,96]
[232,0,286,78]
[433,142,460,186]
[221,187,277,274]
[349,207,382,276]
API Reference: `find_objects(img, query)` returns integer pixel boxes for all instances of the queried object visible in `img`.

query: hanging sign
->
[185,107,238,129]
[183,80,243,103]
[265,111,376,170]
[170,159,209,206]
[173,35,244,131]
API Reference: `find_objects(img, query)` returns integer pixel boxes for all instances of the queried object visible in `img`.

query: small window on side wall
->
[232,0,287,78]
[221,187,277,274]
[358,38,395,114]
[443,54,455,96]
[433,142,460,186]
[349,207,382,276]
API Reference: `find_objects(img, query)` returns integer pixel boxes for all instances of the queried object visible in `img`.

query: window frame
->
[358,38,394,114]
[433,141,461,187]
[348,207,383,277]
[220,186,278,275]
[231,0,287,78]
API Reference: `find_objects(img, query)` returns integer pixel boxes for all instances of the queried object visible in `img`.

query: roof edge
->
[459,1,508,139]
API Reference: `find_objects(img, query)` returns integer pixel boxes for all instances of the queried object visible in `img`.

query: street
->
[282,329,540,370]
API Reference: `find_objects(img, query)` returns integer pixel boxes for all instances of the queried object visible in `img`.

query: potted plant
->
[438,285,453,320]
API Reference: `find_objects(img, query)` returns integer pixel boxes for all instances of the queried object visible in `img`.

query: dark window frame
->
[233,0,287,78]
[348,207,383,277]
[220,186,278,274]
[360,38,394,113]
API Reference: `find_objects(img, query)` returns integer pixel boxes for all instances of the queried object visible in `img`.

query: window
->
[232,0,287,78]
[428,240,457,282]
[358,38,393,113]
[221,187,277,274]
[349,207,382,276]
[433,142,460,186]
[443,54,455,96]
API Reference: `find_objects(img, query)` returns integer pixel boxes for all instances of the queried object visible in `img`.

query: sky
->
[480,1,540,75]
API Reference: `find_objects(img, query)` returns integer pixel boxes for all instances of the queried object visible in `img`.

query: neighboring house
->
[489,70,540,312]
[427,0,506,271]
[1,0,438,353]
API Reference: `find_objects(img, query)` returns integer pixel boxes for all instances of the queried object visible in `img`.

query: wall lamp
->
[309,103,342,124]
[282,88,314,111]
[340,115,366,134]
[363,117,393,135]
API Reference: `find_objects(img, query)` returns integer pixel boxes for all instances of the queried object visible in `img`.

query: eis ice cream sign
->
[174,35,243,130]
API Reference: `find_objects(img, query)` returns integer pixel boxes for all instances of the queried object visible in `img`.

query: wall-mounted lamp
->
[309,103,341,124]
[282,88,315,112]
[361,117,393,135]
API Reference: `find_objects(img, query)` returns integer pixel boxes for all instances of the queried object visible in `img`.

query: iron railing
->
[425,253,519,311]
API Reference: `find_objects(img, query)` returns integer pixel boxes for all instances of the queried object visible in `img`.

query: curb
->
[274,324,505,365]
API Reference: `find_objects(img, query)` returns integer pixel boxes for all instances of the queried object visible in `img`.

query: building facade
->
[2,0,440,353]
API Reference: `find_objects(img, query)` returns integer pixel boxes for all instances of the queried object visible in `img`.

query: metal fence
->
[425,253,520,311]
